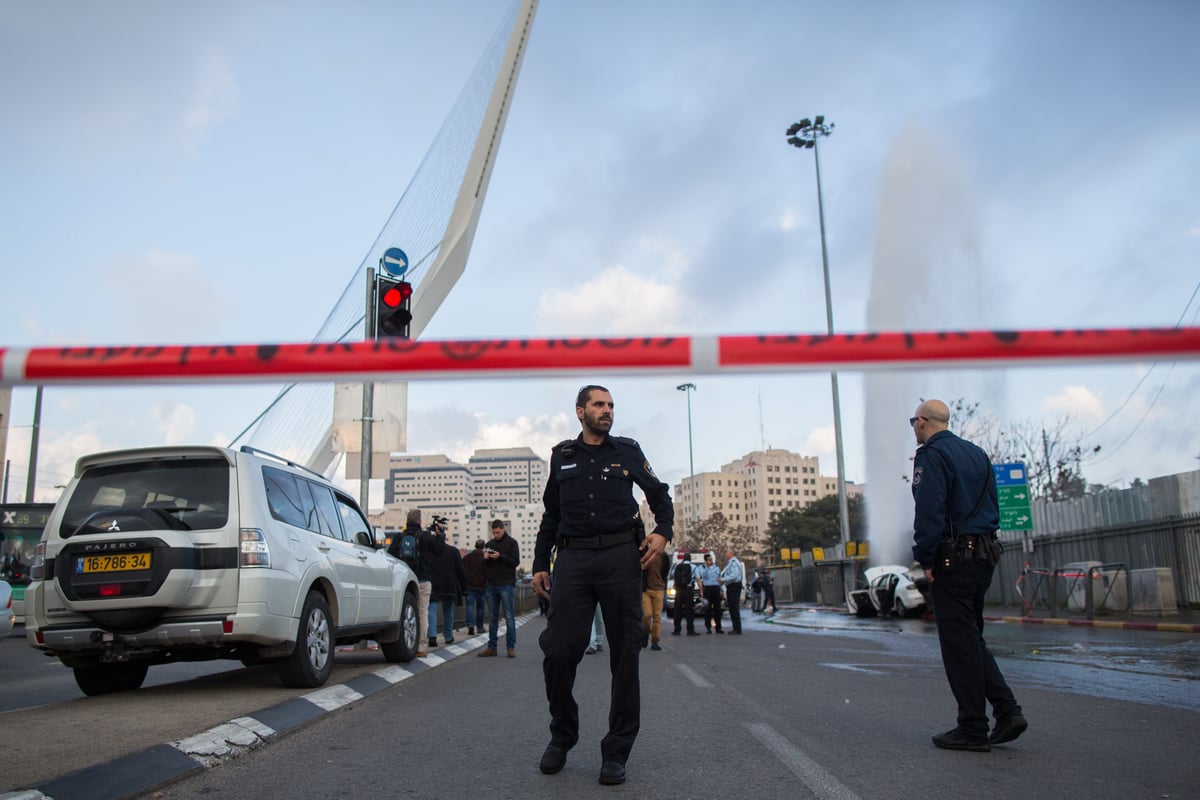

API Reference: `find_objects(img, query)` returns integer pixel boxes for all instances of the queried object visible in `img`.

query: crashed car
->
[847,564,930,618]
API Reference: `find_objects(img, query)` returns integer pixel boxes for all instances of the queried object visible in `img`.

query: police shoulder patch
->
[644,460,656,478]
[913,466,924,486]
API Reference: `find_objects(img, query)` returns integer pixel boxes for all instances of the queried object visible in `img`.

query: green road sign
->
[994,462,1033,531]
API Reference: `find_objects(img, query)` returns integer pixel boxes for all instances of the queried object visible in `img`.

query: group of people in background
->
[387,512,520,659]
[669,548,775,636]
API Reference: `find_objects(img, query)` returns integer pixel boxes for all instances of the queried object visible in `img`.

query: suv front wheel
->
[277,591,334,688]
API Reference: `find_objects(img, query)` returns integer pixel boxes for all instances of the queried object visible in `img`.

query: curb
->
[0,613,538,800]
[984,614,1200,634]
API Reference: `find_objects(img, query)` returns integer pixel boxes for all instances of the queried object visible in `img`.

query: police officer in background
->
[911,399,1027,753]
[532,385,673,786]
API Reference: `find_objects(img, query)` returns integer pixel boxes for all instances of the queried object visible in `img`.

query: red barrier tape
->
[2,327,1198,386]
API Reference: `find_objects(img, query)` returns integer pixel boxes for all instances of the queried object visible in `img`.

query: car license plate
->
[75,552,152,574]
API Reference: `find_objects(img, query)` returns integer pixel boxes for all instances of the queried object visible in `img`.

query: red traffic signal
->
[376,276,413,338]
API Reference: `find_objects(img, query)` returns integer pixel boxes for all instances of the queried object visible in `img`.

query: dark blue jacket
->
[911,430,999,569]
[533,434,674,574]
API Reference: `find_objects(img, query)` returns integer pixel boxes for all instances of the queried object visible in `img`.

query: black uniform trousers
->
[724,582,743,633]
[702,584,723,631]
[931,560,1022,738]
[673,585,697,633]
[539,541,643,764]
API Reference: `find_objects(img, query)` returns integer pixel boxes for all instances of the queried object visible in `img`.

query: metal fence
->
[993,513,1200,610]
[768,512,1200,615]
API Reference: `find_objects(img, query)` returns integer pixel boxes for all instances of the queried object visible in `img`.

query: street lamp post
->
[786,116,851,549]
[676,382,697,529]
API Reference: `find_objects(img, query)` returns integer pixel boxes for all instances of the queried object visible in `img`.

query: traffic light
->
[376,276,413,338]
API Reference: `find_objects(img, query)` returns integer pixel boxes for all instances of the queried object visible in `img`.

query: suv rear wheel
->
[277,591,334,688]
[73,660,150,696]
[380,590,419,663]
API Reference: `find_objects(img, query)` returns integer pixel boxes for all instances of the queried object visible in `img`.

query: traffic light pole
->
[359,268,376,512]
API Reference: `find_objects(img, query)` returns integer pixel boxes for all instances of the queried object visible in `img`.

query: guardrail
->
[1015,561,1131,619]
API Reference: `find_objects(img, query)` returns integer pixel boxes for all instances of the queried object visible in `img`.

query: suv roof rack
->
[238,445,327,480]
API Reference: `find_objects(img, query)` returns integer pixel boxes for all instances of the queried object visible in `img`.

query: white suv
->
[25,445,420,695]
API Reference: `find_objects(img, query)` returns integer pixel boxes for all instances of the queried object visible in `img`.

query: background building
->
[674,448,863,551]
[378,448,549,571]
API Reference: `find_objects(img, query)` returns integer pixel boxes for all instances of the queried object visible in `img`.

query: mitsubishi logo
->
[107,520,121,532]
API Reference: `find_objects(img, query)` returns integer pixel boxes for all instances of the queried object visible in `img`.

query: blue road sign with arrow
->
[380,247,409,277]
[994,461,1033,531]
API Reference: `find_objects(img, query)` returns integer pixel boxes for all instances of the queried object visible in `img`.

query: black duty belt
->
[557,531,638,550]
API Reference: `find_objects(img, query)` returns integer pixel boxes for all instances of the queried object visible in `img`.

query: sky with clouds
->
[2,1,1198,529]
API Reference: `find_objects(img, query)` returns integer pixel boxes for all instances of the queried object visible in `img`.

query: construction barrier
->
[2,326,1199,387]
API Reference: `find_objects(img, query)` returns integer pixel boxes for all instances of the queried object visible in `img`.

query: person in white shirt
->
[720,549,745,634]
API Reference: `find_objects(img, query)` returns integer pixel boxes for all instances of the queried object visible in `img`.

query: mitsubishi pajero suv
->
[25,445,420,696]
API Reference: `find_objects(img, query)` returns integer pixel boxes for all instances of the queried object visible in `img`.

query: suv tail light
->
[239,528,271,568]
[30,541,46,581]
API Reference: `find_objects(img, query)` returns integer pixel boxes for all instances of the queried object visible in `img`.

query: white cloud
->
[1186,225,1200,238]
[152,402,197,445]
[779,208,799,232]
[536,264,685,335]
[180,50,239,153]
[1042,385,1105,420]
[801,424,836,462]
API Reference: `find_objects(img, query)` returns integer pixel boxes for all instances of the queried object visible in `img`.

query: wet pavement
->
[757,603,1200,712]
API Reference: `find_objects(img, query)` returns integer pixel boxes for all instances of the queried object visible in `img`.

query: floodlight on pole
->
[676,382,697,528]
[786,115,851,549]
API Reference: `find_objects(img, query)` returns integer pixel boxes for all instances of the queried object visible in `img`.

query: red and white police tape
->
[2,327,1199,387]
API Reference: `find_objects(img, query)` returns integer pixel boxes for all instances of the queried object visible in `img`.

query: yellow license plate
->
[75,552,153,574]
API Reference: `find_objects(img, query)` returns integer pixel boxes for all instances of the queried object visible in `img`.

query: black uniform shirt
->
[533,434,674,574]
[911,430,1000,569]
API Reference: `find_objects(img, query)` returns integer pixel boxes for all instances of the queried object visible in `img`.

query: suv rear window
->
[60,457,230,537]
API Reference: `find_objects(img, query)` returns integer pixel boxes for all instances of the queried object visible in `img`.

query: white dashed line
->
[746,722,862,800]
[675,663,712,688]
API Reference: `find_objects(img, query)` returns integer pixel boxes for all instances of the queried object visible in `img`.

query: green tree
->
[763,495,866,556]
[674,510,758,560]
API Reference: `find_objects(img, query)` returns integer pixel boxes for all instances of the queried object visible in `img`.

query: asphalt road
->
[3,610,1197,799]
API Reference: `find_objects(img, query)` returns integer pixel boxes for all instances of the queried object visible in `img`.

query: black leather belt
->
[557,531,638,549]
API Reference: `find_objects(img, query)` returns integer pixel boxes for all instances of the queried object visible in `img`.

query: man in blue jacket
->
[911,399,1026,753]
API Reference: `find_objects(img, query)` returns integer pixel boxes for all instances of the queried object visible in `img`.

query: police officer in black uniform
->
[911,398,1027,752]
[532,385,673,786]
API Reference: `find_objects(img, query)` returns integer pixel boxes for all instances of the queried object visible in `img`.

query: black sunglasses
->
[909,415,927,427]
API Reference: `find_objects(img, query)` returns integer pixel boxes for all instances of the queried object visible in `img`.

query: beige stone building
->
[672,448,863,552]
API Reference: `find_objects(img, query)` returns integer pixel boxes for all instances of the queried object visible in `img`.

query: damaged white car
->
[847,564,930,618]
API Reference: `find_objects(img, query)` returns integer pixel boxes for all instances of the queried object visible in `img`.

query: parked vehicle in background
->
[847,564,930,618]
[25,445,420,696]
[0,580,13,640]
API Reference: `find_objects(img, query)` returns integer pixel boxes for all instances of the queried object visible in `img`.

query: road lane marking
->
[747,722,862,800]
[822,663,887,675]
[173,717,276,760]
[675,663,712,688]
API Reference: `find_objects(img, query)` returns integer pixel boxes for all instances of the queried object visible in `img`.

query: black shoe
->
[671,630,680,636]
[599,760,626,785]
[989,714,1028,745]
[539,745,569,775]
[687,631,700,636]
[932,728,991,752]
[428,637,438,648]
[468,626,475,635]
[641,638,649,648]
[715,629,725,634]
[651,642,662,651]
[585,646,597,655]
[730,630,742,635]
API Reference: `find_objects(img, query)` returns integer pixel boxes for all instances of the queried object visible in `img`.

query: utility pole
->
[26,386,43,503]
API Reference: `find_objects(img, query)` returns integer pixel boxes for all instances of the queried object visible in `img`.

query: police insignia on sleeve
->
[644,460,656,478]
[913,466,924,486]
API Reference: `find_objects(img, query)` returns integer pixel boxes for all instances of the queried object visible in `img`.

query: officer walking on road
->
[911,398,1027,752]
[532,385,674,786]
